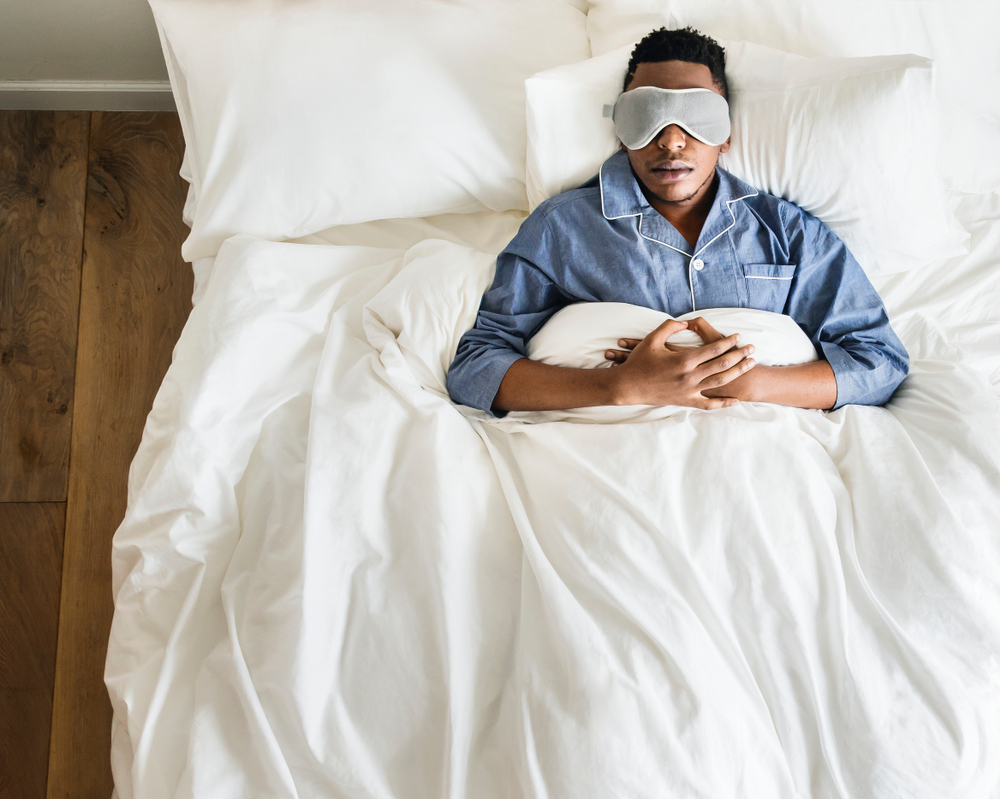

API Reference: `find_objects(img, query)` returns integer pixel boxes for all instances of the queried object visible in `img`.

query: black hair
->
[623,26,728,98]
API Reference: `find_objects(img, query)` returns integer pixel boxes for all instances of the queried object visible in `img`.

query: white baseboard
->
[0,81,176,111]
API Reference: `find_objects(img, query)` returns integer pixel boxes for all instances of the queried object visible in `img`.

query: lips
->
[650,162,694,183]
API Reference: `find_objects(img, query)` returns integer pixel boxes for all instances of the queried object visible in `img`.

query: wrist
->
[702,365,765,402]
[605,365,633,406]
[737,364,766,402]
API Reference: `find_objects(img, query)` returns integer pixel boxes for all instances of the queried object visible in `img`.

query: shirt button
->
[692,258,705,271]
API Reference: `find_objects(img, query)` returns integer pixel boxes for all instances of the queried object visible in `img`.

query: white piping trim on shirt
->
[599,162,758,312]
[745,275,793,280]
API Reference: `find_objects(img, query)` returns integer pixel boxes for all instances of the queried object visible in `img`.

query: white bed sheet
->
[107,189,1000,798]
[872,192,1000,386]
[186,210,528,308]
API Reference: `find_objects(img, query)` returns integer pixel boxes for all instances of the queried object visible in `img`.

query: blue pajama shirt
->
[447,149,909,415]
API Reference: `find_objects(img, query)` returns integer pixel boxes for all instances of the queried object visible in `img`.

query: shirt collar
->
[598,149,759,255]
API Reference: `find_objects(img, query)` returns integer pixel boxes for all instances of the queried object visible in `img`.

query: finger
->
[647,318,688,347]
[695,344,756,380]
[685,316,725,344]
[694,396,740,410]
[698,352,756,388]
[689,333,743,365]
[617,338,641,350]
[604,349,630,364]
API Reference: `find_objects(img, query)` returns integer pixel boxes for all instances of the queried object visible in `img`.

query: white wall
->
[1,0,167,80]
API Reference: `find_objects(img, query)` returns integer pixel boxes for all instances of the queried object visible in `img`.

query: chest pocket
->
[742,263,796,312]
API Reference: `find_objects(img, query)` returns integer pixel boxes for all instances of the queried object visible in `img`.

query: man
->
[447,27,909,415]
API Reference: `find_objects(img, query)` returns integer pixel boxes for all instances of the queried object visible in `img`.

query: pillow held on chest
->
[527,303,818,369]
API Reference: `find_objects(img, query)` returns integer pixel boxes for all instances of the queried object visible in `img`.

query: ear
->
[719,137,731,155]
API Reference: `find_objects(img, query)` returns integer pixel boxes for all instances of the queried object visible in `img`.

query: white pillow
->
[527,304,817,369]
[363,240,816,398]
[584,0,1000,195]
[149,0,590,262]
[525,40,969,276]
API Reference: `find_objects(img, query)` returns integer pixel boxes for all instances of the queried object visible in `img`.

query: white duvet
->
[108,214,1000,797]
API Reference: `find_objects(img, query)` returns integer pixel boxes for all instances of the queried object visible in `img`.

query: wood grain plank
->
[47,112,192,799]
[0,111,89,502]
[0,503,66,799]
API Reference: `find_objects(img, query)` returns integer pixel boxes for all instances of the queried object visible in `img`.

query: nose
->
[654,124,686,150]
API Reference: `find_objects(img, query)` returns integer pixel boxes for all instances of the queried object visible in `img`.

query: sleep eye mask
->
[603,86,731,149]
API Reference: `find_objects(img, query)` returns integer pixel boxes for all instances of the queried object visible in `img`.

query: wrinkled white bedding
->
[108,189,1000,797]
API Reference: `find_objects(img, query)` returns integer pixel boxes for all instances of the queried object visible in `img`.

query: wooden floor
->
[0,111,191,799]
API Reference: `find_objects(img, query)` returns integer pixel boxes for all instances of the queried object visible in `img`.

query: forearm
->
[494,320,755,413]
[492,358,623,412]
[703,360,837,410]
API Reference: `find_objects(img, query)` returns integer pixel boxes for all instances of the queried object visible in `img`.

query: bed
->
[107,1,1000,797]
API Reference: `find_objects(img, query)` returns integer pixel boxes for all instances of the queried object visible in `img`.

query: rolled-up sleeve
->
[447,215,573,414]
[783,205,909,408]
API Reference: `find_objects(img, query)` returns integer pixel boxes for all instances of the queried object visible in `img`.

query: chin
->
[652,181,701,204]
[647,171,711,204]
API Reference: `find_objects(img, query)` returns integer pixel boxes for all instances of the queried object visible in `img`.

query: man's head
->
[623,26,728,97]
[620,27,730,210]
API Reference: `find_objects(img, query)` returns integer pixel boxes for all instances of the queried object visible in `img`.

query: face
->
[623,60,730,208]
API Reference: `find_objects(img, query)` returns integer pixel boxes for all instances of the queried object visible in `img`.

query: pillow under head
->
[525,39,969,277]
[585,0,1000,196]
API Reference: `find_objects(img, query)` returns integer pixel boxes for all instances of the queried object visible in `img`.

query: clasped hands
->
[602,316,756,409]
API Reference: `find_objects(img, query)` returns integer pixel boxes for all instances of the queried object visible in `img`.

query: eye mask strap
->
[605,87,731,149]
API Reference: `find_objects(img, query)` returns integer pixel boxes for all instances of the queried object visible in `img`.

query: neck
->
[639,170,718,249]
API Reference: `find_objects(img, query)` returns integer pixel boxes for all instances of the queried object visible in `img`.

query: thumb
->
[648,318,688,347]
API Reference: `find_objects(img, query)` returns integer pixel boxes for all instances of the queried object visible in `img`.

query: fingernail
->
[605,350,614,358]
[748,345,755,354]
[747,358,756,367]
[735,334,742,344]
[618,340,626,347]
